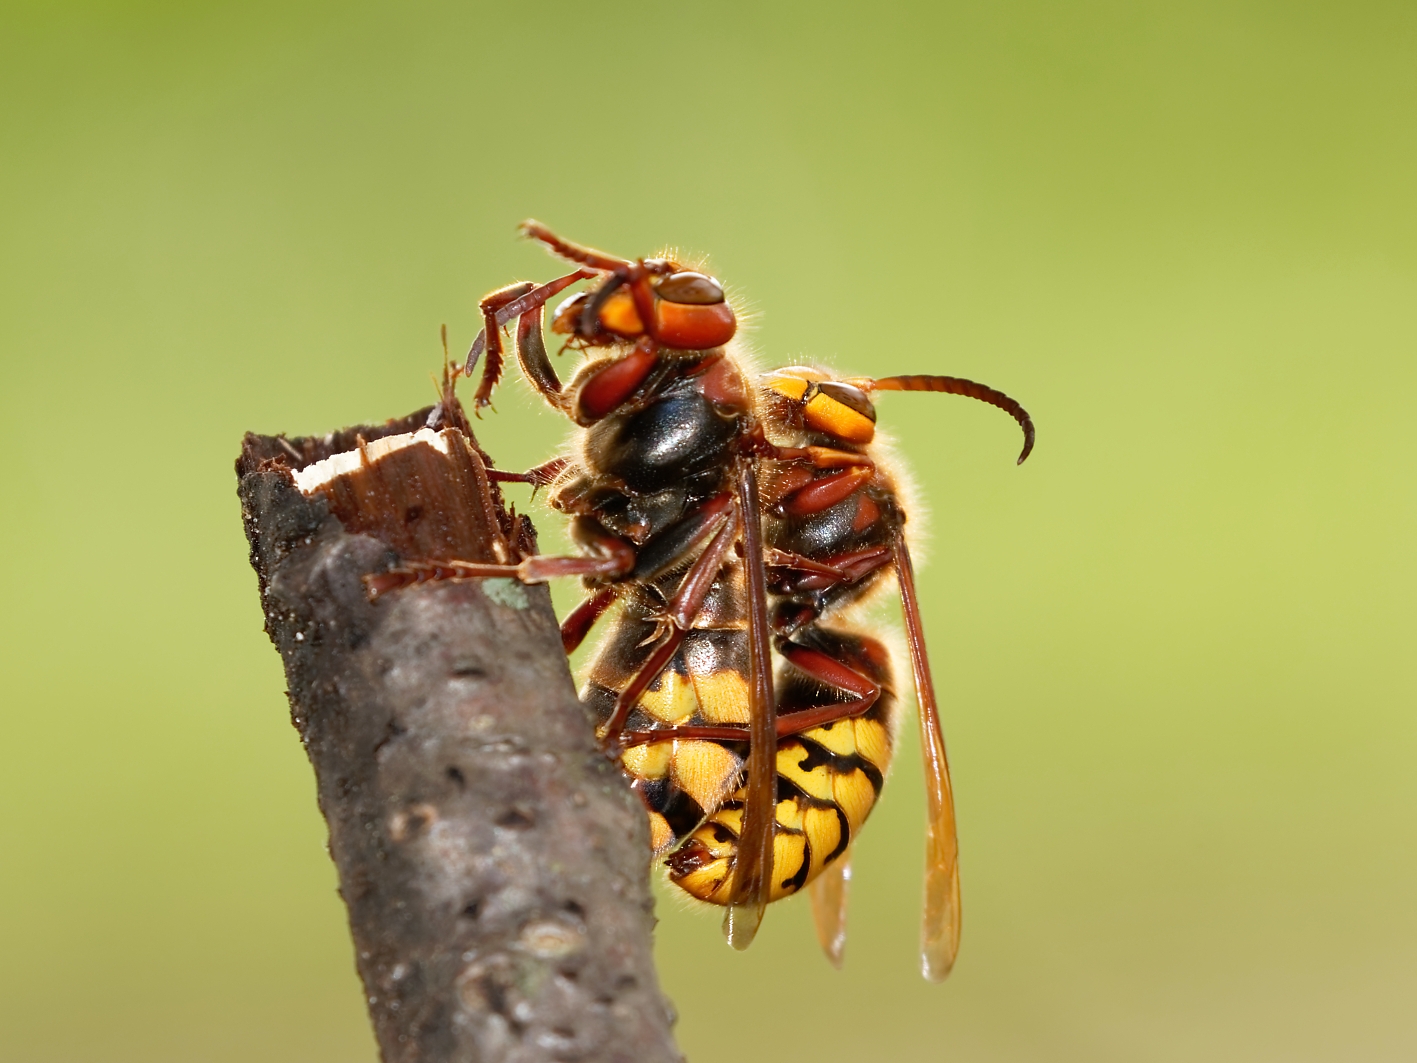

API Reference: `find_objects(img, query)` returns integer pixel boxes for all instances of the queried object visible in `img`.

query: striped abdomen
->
[666,625,895,903]
[582,572,896,904]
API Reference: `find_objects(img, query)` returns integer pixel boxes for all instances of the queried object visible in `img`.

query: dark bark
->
[236,407,681,1063]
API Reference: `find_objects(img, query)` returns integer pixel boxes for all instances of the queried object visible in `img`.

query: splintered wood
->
[290,426,512,564]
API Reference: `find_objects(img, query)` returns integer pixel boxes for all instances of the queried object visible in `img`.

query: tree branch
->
[236,407,681,1063]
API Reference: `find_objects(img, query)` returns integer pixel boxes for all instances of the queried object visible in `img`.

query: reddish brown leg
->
[487,457,569,489]
[658,512,738,629]
[598,507,739,746]
[764,549,847,580]
[771,640,881,731]
[767,546,893,594]
[561,587,617,654]
[520,220,632,272]
[627,265,658,341]
[617,724,748,747]
[769,445,876,469]
[514,303,565,409]
[778,466,876,516]
[617,640,879,748]
[577,270,628,336]
[473,281,536,413]
[628,492,734,586]
[599,630,688,745]
[768,546,892,578]
[364,549,634,598]
[366,518,637,597]
[829,546,894,580]
[573,335,661,422]
[465,269,596,408]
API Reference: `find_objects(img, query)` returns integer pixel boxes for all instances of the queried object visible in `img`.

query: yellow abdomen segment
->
[666,715,892,905]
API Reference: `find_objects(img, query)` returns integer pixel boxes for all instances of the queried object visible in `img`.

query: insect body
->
[401,222,784,947]
[607,364,1032,976]
[375,223,1034,978]
[762,368,1031,976]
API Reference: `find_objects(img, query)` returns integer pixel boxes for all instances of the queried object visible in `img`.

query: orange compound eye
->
[652,300,736,349]
[596,288,646,337]
[802,381,876,444]
[650,270,736,349]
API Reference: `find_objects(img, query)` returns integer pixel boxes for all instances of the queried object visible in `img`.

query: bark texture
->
[237,407,681,1063]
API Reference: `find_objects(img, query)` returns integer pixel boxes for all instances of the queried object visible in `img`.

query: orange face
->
[762,369,877,445]
[550,269,737,350]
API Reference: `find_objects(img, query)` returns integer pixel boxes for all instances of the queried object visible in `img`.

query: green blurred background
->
[3,2,1414,1060]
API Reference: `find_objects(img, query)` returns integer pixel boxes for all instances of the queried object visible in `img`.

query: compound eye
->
[817,381,875,420]
[655,271,725,305]
[804,381,876,444]
[651,272,735,348]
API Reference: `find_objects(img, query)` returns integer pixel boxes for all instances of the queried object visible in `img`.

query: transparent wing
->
[895,534,961,981]
[807,850,852,969]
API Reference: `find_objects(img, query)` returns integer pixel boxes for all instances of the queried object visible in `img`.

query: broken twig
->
[236,405,681,1063]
